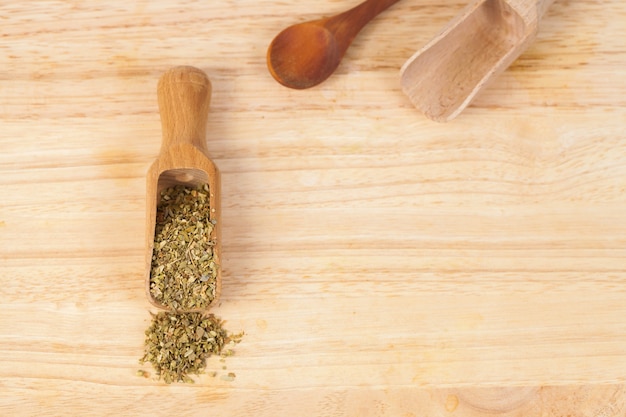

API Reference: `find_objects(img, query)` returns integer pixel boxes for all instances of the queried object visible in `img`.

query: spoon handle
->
[157,66,211,155]
[326,0,401,48]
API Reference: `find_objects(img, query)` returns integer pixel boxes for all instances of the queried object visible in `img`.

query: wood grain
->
[1,0,625,415]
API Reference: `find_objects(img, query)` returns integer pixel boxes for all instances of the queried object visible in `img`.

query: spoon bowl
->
[145,66,221,312]
[268,24,340,90]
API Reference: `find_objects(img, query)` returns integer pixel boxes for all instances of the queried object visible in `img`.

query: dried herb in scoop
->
[150,183,217,310]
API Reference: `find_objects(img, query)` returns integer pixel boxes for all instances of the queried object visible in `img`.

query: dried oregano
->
[150,184,218,310]
[140,311,243,384]
[142,184,242,383]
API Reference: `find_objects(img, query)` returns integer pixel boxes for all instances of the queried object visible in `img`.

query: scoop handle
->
[536,0,555,19]
[157,66,211,155]
[509,0,555,24]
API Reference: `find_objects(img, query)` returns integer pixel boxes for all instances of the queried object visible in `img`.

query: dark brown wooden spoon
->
[267,0,401,89]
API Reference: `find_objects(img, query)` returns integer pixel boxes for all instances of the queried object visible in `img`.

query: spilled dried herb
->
[139,311,243,384]
[150,183,218,310]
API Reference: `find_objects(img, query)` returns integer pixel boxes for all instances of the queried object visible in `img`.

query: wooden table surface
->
[1,0,625,415]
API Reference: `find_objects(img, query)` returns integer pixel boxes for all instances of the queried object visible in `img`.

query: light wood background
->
[1,0,625,415]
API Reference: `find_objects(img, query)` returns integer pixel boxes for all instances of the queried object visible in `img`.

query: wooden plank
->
[1,0,625,415]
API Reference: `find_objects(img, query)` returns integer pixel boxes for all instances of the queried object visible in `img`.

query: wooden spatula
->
[400,0,555,122]
[145,66,221,311]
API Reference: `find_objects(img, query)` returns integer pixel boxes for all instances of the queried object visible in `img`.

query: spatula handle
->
[157,66,211,155]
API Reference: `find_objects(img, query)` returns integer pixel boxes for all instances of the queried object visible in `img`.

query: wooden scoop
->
[400,0,555,122]
[145,66,221,311]
[267,0,401,89]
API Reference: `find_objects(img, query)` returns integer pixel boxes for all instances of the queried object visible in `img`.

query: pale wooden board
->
[1,0,625,415]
